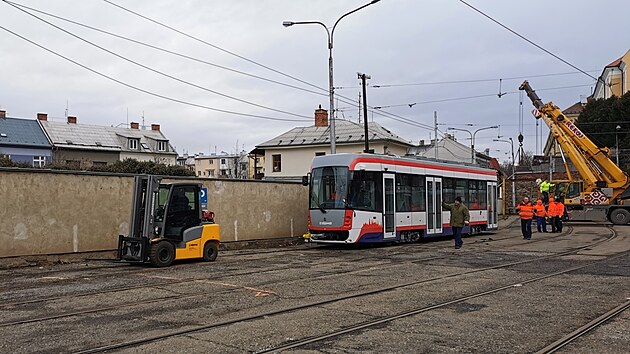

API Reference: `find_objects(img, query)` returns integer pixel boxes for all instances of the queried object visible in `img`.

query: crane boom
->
[519,80,629,205]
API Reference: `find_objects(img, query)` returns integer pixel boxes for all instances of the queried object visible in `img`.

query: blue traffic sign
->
[200,188,208,204]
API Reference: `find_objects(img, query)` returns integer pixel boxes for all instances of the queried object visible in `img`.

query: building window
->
[157,141,168,152]
[220,158,226,164]
[141,142,150,150]
[208,170,215,177]
[33,156,46,167]
[272,154,281,172]
[315,152,326,156]
[197,171,201,176]
[209,160,214,165]
[1,154,11,160]
[128,138,139,150]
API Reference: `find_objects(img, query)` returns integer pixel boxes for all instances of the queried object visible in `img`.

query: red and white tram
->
[304,153,499,244]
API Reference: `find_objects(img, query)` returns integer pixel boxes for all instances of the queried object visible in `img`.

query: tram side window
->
[456,179,468,204]
[468,181,480,209]
[442,178,456,205]
[348,171,382,212]
[396,174,412,212]
[411,175,425,211]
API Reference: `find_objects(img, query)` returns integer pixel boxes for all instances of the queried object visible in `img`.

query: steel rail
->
[71,226,615,354]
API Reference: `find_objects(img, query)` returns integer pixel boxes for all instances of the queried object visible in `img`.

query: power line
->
[5,0,329,99]
[103,0,329,94]
[0,24,309,123]
[370,84,594,110]
[100,0,443,133]
[4,1,311,119]
[371,70,599,88]
[458,0,599,82]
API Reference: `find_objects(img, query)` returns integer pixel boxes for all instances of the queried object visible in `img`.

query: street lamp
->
[494,138,516,211]
[447,125,499,163]
[283,0,381,154]
[616,125,621,165]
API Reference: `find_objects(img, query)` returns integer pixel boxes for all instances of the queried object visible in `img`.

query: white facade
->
[263,142,409,180]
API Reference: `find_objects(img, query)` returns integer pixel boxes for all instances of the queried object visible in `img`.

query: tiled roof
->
[605,57,622,68]
[0,117,50,148]
[563,102,585,115]
[256,120,412,148]
[40,121,176,154]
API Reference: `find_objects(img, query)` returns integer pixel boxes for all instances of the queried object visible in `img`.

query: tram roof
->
[311,153,497,176]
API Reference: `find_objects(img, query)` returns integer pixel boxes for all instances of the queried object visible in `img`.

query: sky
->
[0,0,627,162]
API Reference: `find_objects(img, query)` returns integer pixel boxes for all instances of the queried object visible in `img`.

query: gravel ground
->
[0,220,628,354]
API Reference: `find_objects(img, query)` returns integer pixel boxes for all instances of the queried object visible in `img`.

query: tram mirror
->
[301,173,310,186]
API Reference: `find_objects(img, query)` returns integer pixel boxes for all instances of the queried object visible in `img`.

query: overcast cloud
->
[0,0,627,161]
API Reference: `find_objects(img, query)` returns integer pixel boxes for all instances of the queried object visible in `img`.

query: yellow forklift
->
[117,175,220,267]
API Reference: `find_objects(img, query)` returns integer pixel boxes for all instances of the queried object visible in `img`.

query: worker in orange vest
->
[533,199,547,233]
[552,199,565,233]
[516,196,534,239]
[547,197,558,233]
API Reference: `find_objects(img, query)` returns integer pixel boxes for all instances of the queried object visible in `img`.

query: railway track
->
[258,248,628,353]
[68,225,618,354]
[535,298,630,354]
[0,223,577,307]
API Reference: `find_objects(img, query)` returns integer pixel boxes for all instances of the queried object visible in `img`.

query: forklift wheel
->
[203,241,218,262]
[149,241,175,267]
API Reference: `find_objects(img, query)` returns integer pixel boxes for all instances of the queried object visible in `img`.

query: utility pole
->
[358,73,371,153]
[434,111,438,160]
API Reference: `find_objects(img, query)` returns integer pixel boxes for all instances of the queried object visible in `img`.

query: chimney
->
[151,124,160,131]
[314,105,328,127]
[130,122,139,129]
[67,116,77,124]
[37,113,48,121]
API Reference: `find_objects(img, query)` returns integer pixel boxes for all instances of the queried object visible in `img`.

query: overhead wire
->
[371,70,599,88]
[4,1,312,119]
[0,24,308,123]
[4,0,329,99]
[101,0,444,133]
[458,0,600,82]
[102,0,329,94]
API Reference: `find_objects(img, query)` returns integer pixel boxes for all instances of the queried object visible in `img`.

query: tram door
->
[383,174,396,239]
[426,177,443,235]
[487,181,498,229]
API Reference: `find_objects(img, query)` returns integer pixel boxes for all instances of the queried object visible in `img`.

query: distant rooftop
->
[256,120,413,148]
[40,120,176,154]
[0,116,50,148]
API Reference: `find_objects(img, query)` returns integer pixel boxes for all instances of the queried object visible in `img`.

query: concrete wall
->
[0,169,308,258]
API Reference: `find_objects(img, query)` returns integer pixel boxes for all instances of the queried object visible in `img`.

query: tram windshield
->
[310,167,383,212]
[310,167,349,210]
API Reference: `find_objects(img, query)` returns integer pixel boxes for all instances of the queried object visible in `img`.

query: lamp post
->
[448,125,499,163]
[494,138,516,211]
[616,125,621,165]
[283,0,381,154]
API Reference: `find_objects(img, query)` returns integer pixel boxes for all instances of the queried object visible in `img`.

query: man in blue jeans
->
[442,196,470,249]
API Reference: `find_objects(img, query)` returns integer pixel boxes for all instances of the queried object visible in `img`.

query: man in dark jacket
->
[442,196,470,249]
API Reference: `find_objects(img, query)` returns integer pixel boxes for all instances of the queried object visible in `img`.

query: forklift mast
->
[129,175,161,240]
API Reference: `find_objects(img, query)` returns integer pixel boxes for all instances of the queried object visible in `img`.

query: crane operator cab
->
[118,175,220,267]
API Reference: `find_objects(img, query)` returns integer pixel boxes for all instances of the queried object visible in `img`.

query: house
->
[592,49,630,100]
[177,153,196,173]
[194,153,249,179]
[0,110,52,166]
[255,106,414,181]
[407,134,497,169]
[37,114,177,168]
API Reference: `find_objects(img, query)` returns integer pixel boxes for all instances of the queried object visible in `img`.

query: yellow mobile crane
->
[519,80,630,225]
